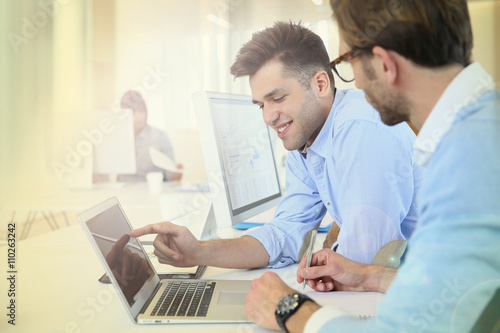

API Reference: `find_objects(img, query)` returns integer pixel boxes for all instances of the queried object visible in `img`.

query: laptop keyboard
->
[151,281,216,317]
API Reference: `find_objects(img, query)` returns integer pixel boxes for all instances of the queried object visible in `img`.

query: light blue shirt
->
[247,89,423,267]
[306,64,500,332]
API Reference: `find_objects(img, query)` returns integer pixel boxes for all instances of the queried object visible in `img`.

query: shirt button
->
[327,202,331,206]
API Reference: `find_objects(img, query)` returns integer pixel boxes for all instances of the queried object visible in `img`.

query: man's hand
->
[245,272,321,332]
[297,249,396,293]
[245,271,298,330]
[106,234,152,302]
[170,163,184,181]
[130,222,203,267]
[132,223,270,269]
[297,248,370,292]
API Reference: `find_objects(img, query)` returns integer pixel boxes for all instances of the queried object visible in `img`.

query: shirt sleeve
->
[330,119,417,265]
[245,151,326,268]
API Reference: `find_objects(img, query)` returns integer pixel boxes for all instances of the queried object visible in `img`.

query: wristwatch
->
[275,293,315,333]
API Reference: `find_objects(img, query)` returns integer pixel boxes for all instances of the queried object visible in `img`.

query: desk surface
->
[0,181,281,241]
[0,182,216,240]
[0,181,180,212]
[0,222,383,333]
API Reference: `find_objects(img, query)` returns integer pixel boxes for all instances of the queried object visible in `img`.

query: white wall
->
[1,0,498,191]
[469,0,500,86]
[111,0,349,182]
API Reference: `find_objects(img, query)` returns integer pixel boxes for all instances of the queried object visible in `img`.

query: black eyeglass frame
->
[329,49,363,83]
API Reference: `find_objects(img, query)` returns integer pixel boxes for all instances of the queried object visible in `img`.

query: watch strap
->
[275,293,314,333]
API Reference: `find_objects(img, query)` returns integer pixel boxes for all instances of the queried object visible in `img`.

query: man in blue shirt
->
[244,1,500,332]
[131,23,422,272]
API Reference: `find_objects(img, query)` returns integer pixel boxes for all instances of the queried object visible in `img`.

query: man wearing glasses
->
[245,1,500,333]
[132,22,422,277]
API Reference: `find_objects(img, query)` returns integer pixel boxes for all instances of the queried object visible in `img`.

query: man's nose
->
[262,103,280,126]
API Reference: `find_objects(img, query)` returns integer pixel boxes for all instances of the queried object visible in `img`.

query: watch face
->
[277,293,299,314]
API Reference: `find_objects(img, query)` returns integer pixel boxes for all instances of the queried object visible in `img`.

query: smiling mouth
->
[277,122,291,133]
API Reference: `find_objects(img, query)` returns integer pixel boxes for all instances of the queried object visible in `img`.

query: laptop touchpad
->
[218,291,247,305]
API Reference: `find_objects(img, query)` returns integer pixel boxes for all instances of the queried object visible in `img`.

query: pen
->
[302,229,317,289]
[302,248,311,289]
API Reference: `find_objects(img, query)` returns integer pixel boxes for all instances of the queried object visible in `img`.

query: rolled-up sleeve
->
[245,152,326,268]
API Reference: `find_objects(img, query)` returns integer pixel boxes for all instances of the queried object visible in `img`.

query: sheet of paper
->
[149,146,183,173]
[307,291,385,318]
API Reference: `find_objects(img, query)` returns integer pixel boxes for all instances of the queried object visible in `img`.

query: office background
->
[0,0,498,199]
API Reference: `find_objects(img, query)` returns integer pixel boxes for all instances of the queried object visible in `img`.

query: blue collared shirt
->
[305,63,500,333]
[246,89,423,267]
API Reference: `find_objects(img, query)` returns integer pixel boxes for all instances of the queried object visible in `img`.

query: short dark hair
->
[330,0,473,67]
[230,21,335,90]
[121,90,147,113]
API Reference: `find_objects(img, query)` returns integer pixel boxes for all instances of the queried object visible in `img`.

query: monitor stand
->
[198,204,243,240]
[91,173,126,189]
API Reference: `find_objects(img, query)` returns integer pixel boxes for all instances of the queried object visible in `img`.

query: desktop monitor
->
[193,91,283,239]
[93,109,137,177]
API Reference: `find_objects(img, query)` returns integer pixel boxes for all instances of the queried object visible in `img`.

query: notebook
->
[78,197,251,324]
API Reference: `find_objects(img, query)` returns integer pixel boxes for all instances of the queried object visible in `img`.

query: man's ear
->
[313,71,331,97]
[372,46,397,84]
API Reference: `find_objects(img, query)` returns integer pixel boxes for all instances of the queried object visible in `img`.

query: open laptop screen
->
[85,204,154,306]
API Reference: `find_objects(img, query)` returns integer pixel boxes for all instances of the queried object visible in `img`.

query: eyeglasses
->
[329,49,362,83]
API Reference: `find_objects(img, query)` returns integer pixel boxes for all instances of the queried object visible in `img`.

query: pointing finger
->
[130,222,180,237]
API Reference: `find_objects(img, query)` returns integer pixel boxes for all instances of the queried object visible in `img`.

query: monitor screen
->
[193,91,282,235]
[93,109,137,175]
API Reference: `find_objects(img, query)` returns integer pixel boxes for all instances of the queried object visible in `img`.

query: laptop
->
[78,197,251,324]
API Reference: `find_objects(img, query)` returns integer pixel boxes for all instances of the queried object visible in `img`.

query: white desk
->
[0,222,384,333]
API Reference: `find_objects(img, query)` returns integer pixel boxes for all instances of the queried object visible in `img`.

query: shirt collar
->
[303,89,346,158]
[413,62,496,167]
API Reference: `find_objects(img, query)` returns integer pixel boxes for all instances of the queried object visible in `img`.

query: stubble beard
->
[368,91,410,126]
[282,88,323,151]
[362,59,410,126]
